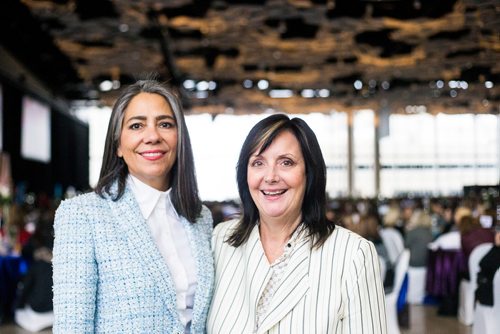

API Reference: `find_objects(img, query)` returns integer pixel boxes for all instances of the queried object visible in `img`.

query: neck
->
[259,214,302,264]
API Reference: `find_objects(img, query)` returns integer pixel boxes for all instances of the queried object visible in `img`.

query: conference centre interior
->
[0,0,498,333]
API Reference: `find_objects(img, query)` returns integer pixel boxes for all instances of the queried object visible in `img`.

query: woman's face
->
[117,92,178,191]
[247,130,306,224]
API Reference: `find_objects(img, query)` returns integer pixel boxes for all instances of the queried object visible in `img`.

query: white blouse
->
[128,175,197,331]
[255,226,304,332]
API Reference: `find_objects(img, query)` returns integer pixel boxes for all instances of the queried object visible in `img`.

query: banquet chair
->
[380,228,404,265]
[407,266,427,304]
[385,249,410,334]
[472,268,500,334]
[458,243,493,326]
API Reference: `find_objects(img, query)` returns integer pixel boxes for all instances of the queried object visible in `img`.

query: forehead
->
[255,130,302,155]
[124,92,173,117]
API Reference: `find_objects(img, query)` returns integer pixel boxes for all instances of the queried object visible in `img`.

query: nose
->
[264,166,280,184]
[143,125,161,144]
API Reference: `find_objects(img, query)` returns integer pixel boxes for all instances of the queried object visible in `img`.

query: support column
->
[347,110,354,197]
[374,110,381,197]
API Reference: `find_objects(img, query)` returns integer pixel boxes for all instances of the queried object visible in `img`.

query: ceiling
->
[0,0,499,115]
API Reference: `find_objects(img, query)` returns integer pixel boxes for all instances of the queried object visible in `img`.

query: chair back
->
[380,228,405,265]
[469,243,493,290]
[393,249,411,296]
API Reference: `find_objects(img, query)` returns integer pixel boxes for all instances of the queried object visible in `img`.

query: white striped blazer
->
[207,219,387,334]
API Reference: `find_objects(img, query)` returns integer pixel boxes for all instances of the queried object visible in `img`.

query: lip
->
[260,189,287,198]
[139,150,166,161]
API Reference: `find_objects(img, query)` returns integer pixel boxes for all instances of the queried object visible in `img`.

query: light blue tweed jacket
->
[52,183,214,333]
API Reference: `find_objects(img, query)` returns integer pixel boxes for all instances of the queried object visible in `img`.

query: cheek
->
[247,170,261,190]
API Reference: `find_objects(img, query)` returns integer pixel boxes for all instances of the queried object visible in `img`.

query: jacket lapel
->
[257,236,312,334]
[181,214,214,331]
[107,186,179,318]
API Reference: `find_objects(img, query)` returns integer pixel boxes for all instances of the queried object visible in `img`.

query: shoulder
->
[321,225,377,261]
[213,219,239,238]
[194,204,215,235]
[212,219,239,247]
[54,192,109,227]
[56,192,106,214]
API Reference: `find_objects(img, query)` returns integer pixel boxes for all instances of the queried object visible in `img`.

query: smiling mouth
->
[141,152,164,157]
[261,190,287,196]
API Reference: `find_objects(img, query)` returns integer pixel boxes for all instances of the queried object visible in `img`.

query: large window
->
[380,113,499,196]
[84,108,499,201]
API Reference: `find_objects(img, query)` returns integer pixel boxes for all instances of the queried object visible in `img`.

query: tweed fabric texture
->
[52,184,214,334]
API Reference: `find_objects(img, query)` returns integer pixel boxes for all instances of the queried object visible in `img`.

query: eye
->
[281,159,294,166]
[159,120,176,129]
[129,122,142,130]
[250,159,263,167]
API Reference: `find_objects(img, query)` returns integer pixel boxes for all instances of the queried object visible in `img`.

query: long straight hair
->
[95,78,202,223]
[227,114,335,248]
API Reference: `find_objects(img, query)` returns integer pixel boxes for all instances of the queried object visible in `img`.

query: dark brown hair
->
[227,114,335,248]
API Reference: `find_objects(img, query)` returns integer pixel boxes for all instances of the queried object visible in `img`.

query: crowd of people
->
[0,78,498,333]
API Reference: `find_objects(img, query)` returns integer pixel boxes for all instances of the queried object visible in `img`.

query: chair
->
[472,268,500,334]
[458,243,493,326]
[407,266,427,304]
[385,249,410,334]
[380,228,405,265]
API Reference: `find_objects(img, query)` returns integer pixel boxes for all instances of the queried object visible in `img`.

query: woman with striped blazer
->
[207,114,386,334]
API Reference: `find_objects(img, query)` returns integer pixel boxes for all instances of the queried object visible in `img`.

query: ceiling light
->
[301,89,315,98]
[99,80,113,92]
[257,80,269,90]
[485,81,494,89]
[195,91,208,99]
[183,80,195,90]
[450,90,458,97]
[436,80,444,89]
[269,89,293,98]
[354,80,363,90]
[208,81,217,90]
[243,79,253,88]
[196,81,209,91]
[119,24,129,33]
[381,81,390,90]
[318,89,330,98]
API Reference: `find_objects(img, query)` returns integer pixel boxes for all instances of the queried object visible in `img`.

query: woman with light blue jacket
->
[52,78,214,333]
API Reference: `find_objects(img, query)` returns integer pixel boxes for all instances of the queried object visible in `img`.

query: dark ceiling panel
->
[0,0,498,114]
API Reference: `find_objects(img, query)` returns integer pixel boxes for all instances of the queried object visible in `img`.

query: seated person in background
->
[475,228,500,306]
[405,209,433,267]
[15,208,55,332]
[459,215,495,276]
[428,206,472,251]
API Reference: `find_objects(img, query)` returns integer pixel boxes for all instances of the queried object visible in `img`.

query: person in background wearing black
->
[475,227,500,306]
[15,208,55,332]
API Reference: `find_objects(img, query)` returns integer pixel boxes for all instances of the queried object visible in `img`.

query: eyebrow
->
[124,115,176,124]
[250,153,296,159]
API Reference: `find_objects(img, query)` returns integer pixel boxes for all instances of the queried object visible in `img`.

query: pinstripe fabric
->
[207,220,387,334]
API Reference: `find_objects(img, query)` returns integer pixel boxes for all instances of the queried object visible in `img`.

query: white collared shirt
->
[128,175,197,331]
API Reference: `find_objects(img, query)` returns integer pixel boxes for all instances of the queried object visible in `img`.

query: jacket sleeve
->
[342,240,387,334]
[52,198,97,333]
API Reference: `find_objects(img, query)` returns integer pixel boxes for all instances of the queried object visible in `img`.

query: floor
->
[0,305,471,334]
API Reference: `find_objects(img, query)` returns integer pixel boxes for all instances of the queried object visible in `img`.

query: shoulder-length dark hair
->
[95,78,202,223]
[227,114,335,248]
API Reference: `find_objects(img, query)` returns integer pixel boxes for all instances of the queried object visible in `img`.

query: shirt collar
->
[127,175,178,220]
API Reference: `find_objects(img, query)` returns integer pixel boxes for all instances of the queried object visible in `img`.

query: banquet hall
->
[0,0,498,333]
